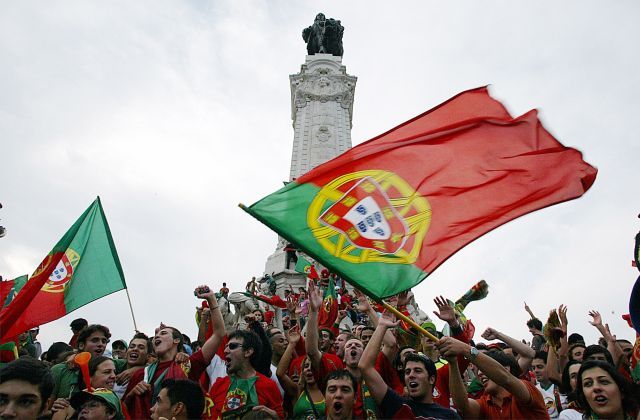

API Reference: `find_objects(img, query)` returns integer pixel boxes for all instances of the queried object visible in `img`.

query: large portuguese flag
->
[242,87,597,299]
[0,197,126,341]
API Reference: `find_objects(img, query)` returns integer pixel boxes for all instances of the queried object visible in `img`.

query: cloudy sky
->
[1,1,638,351]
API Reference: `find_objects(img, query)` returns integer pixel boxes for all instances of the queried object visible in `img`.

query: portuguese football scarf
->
[222,376,259,418]
[242,87,596,299]
[0,197,126,341]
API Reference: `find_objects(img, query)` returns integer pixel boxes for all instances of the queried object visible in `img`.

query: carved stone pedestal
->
[263,53,357,295]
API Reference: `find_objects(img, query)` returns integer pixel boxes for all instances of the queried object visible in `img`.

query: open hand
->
[558,304,568,331]
[378,311,399,329]
[433,295,456,325]
[588,310,602,327]
[308,281,323,312]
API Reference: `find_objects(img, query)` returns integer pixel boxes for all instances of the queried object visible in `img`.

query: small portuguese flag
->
[318,275,338,329]
[295,256,319,279]
[241,87,597,299]
[0,197,126,341]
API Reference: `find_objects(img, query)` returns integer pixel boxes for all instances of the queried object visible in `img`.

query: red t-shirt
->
[208,373,284,420]
[375,352,404,394]
[476,379,549,419]
[124,350,207,418]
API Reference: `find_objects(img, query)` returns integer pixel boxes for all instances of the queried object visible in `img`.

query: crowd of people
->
[1,269,639,419]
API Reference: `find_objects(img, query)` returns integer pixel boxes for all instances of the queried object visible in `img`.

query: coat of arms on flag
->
[310,170,431,265]
[319,176,409,254]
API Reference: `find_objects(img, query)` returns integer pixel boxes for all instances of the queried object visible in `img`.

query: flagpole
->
[381,301,439,342]
[125,288,139,332]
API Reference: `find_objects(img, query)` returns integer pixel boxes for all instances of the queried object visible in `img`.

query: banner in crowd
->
[0,197,126,341]
[0,275,27,308]
[242,87,597,299]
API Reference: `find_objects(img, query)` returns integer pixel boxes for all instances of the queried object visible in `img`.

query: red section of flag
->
[297,87,597,278]
[308,265,319,280]
[0,253,64,340]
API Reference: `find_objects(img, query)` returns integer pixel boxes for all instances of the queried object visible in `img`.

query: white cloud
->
[1,1,638,351]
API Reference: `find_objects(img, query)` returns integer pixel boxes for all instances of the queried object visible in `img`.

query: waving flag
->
[0,197,126,341]
[242,87,597,299]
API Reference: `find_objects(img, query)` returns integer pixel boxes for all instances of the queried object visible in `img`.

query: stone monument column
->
[263,15,357,296]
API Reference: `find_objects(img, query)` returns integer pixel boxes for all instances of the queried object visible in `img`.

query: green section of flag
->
[243,182,425,299]
[635,231,640,272]
[294,257,312,274]
[63,198,126,312]
[2,275,28,308]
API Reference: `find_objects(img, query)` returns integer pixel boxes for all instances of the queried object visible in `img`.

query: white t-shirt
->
[535,382,566,418]
[270,363,285,398]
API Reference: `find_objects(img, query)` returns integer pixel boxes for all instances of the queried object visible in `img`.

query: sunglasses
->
[226,342,244,350]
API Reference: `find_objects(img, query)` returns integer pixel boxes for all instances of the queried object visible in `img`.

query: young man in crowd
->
[438,336,549,419]
[267,327,287,397]
[150,379,205,420]
[360,314,460,418]
[324,370,357,420]
[0,358,54,419]
[110,339,128,360]
[532,350,563,418]
[50,323,112,400]
[68,317,88,348]
[124,285,224,418]
[209,329,284,418]
[112,332,151,399]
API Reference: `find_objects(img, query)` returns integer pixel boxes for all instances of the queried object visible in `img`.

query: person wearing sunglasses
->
[209,329,285,419]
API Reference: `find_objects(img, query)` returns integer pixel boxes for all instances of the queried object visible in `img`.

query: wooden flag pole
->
[125,288,139,332]
[381,301,439,342]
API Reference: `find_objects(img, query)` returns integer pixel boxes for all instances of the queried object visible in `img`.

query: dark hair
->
[583,344,613,365]
[228,330,263,369]
[486,350,522,378]
[160,379,205,419]
[568,343,586,361]
[325,369,357,393]
[0,358,54,411]
[45,342,73,363]
[568,333,585,345]
[159,326,185,353]
[89,356,113,377]
[78,356,113,390]
[70,318,88,330]
[533,351,548,364]
[403,353,437,380]
[526,318,543,330]
[361,326,375,333]
[319,328,335,339]
[576,360,639,416]
[394,346,415,370]
[130,332,152,354]
[561,360,582,397]
[77,324,111,347]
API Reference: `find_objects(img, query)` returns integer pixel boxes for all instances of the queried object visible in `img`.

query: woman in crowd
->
[575,360,638,420]
[558,360,582,419]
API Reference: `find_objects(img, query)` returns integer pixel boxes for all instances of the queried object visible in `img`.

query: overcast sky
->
[1,1,638,352]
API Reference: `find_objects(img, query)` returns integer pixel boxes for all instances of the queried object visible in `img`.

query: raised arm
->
[524,301,537,320]
[195,285,225,363]
[447,356,481,418]
[438,337,532,404]
[589,310,625,368]
[276,327,301,400]
[305,281,323,369]
[358,312,399,404]
[482,327,535,372]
